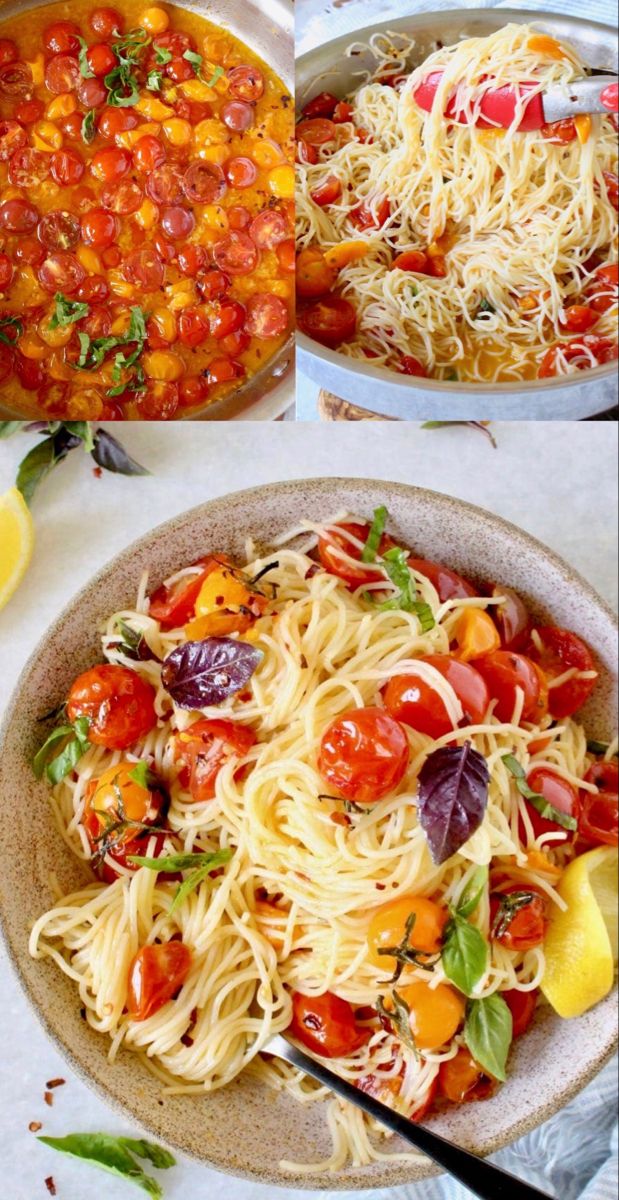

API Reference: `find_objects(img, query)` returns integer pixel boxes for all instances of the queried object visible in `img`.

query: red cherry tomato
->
[0,119,26,160]
[491,585,530,650]
[44,55,80,95]
[579,761,618,846]
[15,352,44,390]
[9,146,50,187]
[122,245,164,291]
[15,236,45,267]
[318,706,409,803]
[502,988,538,1037]
[225,155,257,188]
[276,238,295,272]
[228,64,264,102]
[137,381,180,419]
[295,117,336,145]
[0,38,17,66]
[219,329,250,356]
[221,99,254,131]
[289,991,368,1058]
[0,62,33,96]
[302,91,339,119]
[38,252,85,294]
[197,268,230,301]
[398,355,427,377]
[90,8,123,38]
[210,299,245,340]
[67,664,158,749]
[12,98,44,123]
[161,205,195,239]
[0,252,13,289]
[311,174,342,206]
[588,263,619,314]
[541,118,576,143]
[101,178,143,215]
[98,106,139,138]
[472,650,543,724]
[50,148,84,186]
[560,304,598,333]
[407,558,476,602]
[527,626,597,718]
[177,244,207,278]
[489,883,546,950]
[227,204,251,230]
[245,293,288,339]
[80,207,118,248]
[603,171,619,209]
[296,138,317,164]
[133,134,166,173]
[43,20,80,54]
[37,210,80,251]
[249,208,288,250]
[297,294,356,348]
[77,76,108,107]
[178,308,209,348]
[80,304,112,339]
[0,343,14,382]
[127,942,192,1021]
[213,230,258,276]
[538,334,618,378]
[205,356,245,385]
[384,656,489,738]
[175,718,256,801]
[182,160,226,204]
[77,275,110,303]
[86,42,117,76]
[350,197,390,230]
[524,766,580,844]
[0,197,39,232]
[91,146,131,183]
[166,56,194,84]
[179,376,210,407]
[317,520,395,587]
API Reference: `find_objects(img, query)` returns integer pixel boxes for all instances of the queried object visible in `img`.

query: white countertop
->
[0,421,617,1200]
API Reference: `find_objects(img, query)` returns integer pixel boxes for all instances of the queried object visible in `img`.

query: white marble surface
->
[0,421,617,1200]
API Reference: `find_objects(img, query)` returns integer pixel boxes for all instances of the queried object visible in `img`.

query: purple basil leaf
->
[161,637,262,709]
[417,742,489,865]
[91,429,150,477]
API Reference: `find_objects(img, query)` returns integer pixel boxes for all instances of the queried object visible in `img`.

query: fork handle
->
[278,1039,554,1200]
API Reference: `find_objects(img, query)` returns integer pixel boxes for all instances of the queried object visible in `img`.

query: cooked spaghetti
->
[295,24,619,383]
[30,509,618,1173]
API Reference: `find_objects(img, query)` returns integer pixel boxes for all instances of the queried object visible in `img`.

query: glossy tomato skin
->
[175,718,256,802]
[438,1048,494,1104]
[407,558,476,603]
[579,761,618,846]
[297,294,356,348]
[318,706,409,803]
[491,585,530,650]
[127,942,192,1021]
[289,991,368,1058]
[317,521,395,588]
[502,988,538,1038]
[472,651,544,724]
[523,767,580,844]
[148,557,219,628]
[367,895,448,970]
[489,884,546,950]
[384,656,489,738]
[67,664,158,749]
[527,626,598,718]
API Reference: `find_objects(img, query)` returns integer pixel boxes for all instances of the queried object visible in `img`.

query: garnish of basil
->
[81,108,97,143]
[33,716,91,784]
[441,865,489,995]
[38,1132,175,1198]
[49,292,89,329]
[182,48,203,73]
[358,508,435,631]
[361,505,387,563]
[464,994,513,1082]
[128,848,233,915]
[376,988,418,1056]
[77,36,95,78]
[161,636,262,710]
[205,65,224,87]
[502,754,578,831]
[0,315,23,346]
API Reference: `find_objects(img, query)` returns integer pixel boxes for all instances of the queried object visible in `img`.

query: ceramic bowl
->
[0,478,616,1189]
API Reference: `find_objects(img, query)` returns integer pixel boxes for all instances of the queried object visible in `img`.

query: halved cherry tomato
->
[407,558,476,602]
[603,171,619,209]
[541,118,576,143]
[502,987,538,1037]
[491,584,530,650]
[579,760,618,846]
[489,883,546,950]
[522,766,580,844]
[439,1048,494,1102]
[539,334,618,378]
[350,197,390,230]
[174,718,256,802]
[310,174,342,206]
[391,250,432,274]
[472,650,544,723]
[398,355,427,377]
[301,91,338,119]
[148,557,222,628]
[295,247,336,299]
[588,263,618,314]
[527,626,597,718]
[289,990,368,1058]
[560,304,598,333]
[388,982,464,1051]
[367,895,448,970]
[384,655,489,738]
[127,942,192,1021]
[295,117,336,145]
[317,520,394,587]
[318,706,409,803]
[67,664,158,749]
[454,608,500,662]
[297,294,356,347]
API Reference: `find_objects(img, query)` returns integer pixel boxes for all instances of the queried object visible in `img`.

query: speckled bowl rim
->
[0,478,616,1190]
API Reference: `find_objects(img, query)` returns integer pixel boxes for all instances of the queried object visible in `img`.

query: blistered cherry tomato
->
[522,766,580,844]
[133,134,166,173]
[490,883,546,950]
[384,656,489,738]
[245,293,288,339]
[67,663,158,749]
[177,244,207,277]
[127,942,192,1021]
[389,982,464,1051]
[527,626,597,718]
[319,706,409,803]
[579,761,618,846]
[439,1048,494,1103]
[50,148,84,185]
[289,991,368,1058]
[503,988,538,1037]
[210,300,245,340]
[297,294,356,347]
[222,99,254,131]
[38,252,85,294]
[472,651,544,723]
[367,895,448,970]
[175,717,256,801]
[178,308,209,347]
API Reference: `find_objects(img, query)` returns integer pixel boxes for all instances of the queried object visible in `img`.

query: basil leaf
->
[146,69,163,91]
[91,429,150,476]
[16,427,81,505]
[128,761,154,789]
[154,45,173,64]
[49,293,90,329]
[161,636,262,710]
[0,421,23,438]
[464,995,512,1082]
[587,739,616,757]
[475,298,495,317]
[168,861,222,914]
[38,1133,174,1198]
[421,421,497,449]
[442,913,488,996]
[361,505,388,563]
[82,108,97,143]
[33,725,76,779]
[502,754,577,831]
[63,422,96,452]
[456,865,488,918]
[417,742,490,865]
[34,717,91,784]
[0,315,22,346]
[77,36,95,78]
[128,848,232,873]
[205,65,223,87]
[371,546,435,630]
[182,49,203,73]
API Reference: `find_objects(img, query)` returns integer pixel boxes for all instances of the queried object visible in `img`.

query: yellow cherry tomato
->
[367,896,449,971]
[455,608,500,662]
[143,350,184,382]
[391,981,465,1050]
[140,6,169,34]
[85,761,157,841]
[268,165,295,198]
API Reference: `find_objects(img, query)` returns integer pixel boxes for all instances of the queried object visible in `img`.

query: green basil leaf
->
[154,45,173,64]
[128,848,233,874]
[38,1132,174,1198]
[464,994,512,1082]
[205,65,223,87]
[182,49,203,73]
[456,865,488,918]
[146,69,163,91]
[0,420,24,438]
[63,422,95,452]
[16,437,58,505]
[49,294,90,329]
[82,108,97,143]
[0,315,23,346]
[502,754,577,831]
[374,546,436,630]
[33,725,76,780]
[586,739,616,757]
[442,913,488,996]
[128,761,151,789]
[77,36,95,78]
[360,505,388,563]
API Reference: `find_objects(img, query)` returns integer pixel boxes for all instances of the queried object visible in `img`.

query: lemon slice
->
[541,845,618,1018]
[0,486,34,611]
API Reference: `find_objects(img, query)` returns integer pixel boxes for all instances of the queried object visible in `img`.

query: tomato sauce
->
[0,1,294,417]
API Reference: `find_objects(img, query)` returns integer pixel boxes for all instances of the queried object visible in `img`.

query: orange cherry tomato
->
[127,942,192,1021]
[391,250,432,274]
[317,519,395,588]
[454,608,501,662]
[67,664,158,749]
[367,895,448,970]
[489,883,546,950]
[295,117,336,145]
[384,655,489,738]
[83,760,162,839]
[289,991,368,1057]
[472,650,543,723]
[148,557,224,628]
[318,706,409,803]
[502,987,538,1037]
[527,626,598,718]
[174,718,256,802]
[295,247,336,299]
[439,1048,494,1102]
[391,982,464,1051]
[524,766,580,844]
[90,146,132,183]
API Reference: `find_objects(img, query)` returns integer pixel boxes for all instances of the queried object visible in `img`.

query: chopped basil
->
[49,293,89,329]
[205,65,224,87]
[464,994,512,1082]
[360,505,388,563]
[74,307,148,393]
[81,108,97,143]
[38,1132,175,1198]
[127,761,158,790]
[127,848,232,873]
[105,28,151,107]
[146,69,164,92]
[182,49,203,73]
[77,36,95,79]
[587,739,616,756]
[0,315,22,346]
[502,753,578,831]
[377,546,435,631]
[154,45,173,65]
[475,298,495,318]
[33,717,91,784]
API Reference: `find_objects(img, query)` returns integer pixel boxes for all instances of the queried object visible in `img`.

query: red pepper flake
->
[330,811,351,827]
[43,1092,53,1107]
[45,1078,65,1090]
[29,1121,42,1133]
[44,1178,56,1196]
[180,1033,194,1046]
[93,466,103,478]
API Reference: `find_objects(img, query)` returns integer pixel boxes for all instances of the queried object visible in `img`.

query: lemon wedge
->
[0,486,34,611]
[541,845,618,1018]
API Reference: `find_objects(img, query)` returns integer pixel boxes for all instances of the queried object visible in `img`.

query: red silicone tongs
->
[413,72,618,130]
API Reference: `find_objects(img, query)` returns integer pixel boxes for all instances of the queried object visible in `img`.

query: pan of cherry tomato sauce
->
[0,0,294,418]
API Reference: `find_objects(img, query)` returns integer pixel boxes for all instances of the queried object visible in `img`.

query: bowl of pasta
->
[295,10,619,419]
[0,478,617,1188]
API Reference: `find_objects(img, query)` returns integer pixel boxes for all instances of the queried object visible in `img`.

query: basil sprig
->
[33,717,91,784]
[38,1132,175,1198]
[464,994,513,1082]
[502,754,578,831]
[1,422,149,505]
[442,865,489,996]
[127,847,233,914]
[104,28,151,107]
[377,910,440,983]
[49,292,89,329]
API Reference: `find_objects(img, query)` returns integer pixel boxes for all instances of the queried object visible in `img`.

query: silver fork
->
[265,1033,555,1200]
